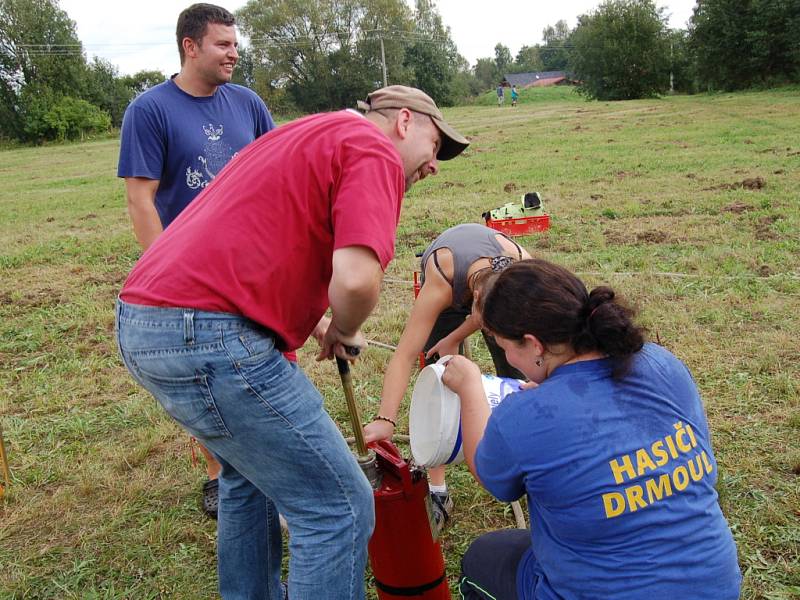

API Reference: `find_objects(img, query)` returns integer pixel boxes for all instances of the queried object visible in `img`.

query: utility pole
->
[670,39,674,94]
[380,37,388,87]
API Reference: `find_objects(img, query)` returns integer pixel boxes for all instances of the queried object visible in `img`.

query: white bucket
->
[409,357,523,467]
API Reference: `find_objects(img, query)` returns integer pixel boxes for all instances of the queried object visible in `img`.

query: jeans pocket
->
[232,328,277,367]
[135,368,232,440]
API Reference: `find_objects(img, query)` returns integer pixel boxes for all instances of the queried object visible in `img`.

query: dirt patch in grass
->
[706,176,767,191]
[758,264,774,277]
[636,230,670,244]
[721,201,755,214]
[603,230,630,246]
[503,182,517,193]
[83,269,127,287]
[396,228,440,251]
[440,181,466,189]
[755,215,780,241]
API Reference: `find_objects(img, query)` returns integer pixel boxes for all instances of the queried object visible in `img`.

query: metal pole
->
[380,37,388,87]
[0,421,10,494]
[336,357,369,458]
[670,39,674,94]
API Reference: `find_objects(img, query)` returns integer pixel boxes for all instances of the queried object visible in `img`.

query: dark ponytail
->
[482,260,645,378]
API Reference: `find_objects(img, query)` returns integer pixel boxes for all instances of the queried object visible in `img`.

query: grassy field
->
[1,86,799,599]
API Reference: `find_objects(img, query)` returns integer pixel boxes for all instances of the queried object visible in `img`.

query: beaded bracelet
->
[372,415,397,428]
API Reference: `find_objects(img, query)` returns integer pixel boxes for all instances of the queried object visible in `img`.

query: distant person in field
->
[511,85,519,107]
[116,85,469,599]
[440,259,741,600]
[496,84,505,106]
[364,223,531,532]
[117,2,275,519]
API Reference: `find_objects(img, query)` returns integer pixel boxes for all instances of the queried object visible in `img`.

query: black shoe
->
[202,478,219,519]
[430,491,454,535]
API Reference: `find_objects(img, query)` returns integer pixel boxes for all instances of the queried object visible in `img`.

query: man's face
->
[398,113,441,189]
[192,23,238,86]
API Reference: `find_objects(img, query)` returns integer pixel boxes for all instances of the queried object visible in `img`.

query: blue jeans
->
[116,300,375,599]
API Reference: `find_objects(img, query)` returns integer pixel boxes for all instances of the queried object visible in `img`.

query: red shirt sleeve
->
[330,131,405,270]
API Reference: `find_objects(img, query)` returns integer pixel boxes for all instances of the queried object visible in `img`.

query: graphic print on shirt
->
[601,421,714,518]
[186,123,236,190]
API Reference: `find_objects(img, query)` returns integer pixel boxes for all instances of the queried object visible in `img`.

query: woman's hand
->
[424,337,459,360]
[363,418,395,443]
[441,355,482,396]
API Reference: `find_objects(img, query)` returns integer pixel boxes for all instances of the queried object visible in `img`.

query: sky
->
[60,0,698,76]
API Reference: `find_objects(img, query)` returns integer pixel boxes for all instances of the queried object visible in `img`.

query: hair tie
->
[490,255,514,272]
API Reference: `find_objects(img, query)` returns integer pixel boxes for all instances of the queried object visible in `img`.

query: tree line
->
[1,0,798,144]
[473,0,799,101]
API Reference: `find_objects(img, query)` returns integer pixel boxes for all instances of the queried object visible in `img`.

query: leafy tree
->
[237,0,411,113]
[23,92,110,141]
[494,43,512,75]
[230,45,256,89]
[449,61,483,99]
[121,70,166,97]
[82,57,131,127]
[570,0,671,100]
[539,20,572,71]
[473,57,498,90]
[356,0,414,87]
[689,0,800,90]
[666,28,695,93]
[514,45,543,73]
[0,0,87,139]
[404,0,463,105]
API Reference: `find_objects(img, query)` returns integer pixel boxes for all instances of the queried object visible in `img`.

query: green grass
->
[1,88,799,598]
[472,84,584,107]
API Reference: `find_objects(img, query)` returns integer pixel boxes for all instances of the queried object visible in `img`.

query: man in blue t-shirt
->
[118,3,274,249]
[117,3,275,518]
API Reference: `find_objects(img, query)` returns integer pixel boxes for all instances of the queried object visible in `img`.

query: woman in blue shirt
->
[442,259,741,599]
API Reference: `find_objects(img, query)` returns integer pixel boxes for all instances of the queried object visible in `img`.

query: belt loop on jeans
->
[183,309,195,345]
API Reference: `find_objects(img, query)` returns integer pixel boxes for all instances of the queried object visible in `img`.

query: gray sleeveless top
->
[420,223,522,309]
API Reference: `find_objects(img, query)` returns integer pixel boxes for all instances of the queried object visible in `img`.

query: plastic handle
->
[370,440,413,495]
[335,345,361,375]
[336,357,350,375]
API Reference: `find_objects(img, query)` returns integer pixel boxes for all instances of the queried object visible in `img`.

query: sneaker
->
[430,491,454,534]
[201,478,219,519]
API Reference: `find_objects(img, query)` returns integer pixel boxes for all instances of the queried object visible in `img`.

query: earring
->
[535,357,543,367]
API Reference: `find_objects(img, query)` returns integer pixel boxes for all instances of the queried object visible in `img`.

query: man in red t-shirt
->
[116,85,468,599]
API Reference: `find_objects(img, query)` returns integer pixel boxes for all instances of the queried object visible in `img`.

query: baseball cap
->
[357,85,469,160]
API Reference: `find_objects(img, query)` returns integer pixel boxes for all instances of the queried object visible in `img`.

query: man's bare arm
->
[125,177,162,251]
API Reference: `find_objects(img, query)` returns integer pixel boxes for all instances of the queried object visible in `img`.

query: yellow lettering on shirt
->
[609,454,636,484]
[635,448,657,476]
[688,454,704,482]
[603,492,626,518]
[650,440,669,466]
[603,425,715,519]
[625,485,648,512]
[701,450,713,474]
[645,474,673,503]
[672,465,690,491]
